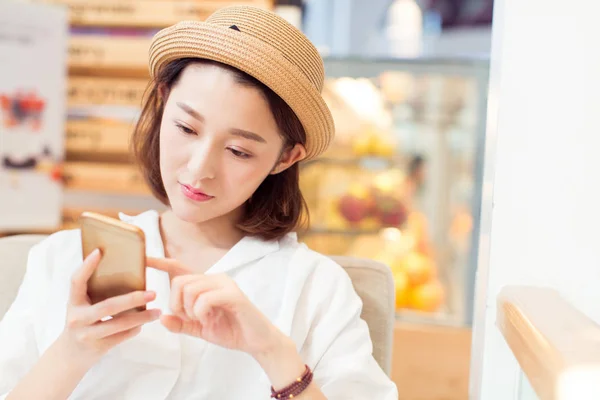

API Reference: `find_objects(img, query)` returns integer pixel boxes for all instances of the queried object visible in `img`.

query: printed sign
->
[0,2,68,231]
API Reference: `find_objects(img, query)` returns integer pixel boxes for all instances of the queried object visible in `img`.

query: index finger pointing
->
[70,248,101,304]
[146,257,191,276]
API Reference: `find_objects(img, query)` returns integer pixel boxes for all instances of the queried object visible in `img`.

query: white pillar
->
[470,0,600,398]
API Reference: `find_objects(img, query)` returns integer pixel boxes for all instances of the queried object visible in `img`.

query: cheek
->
[221,161,271,199]
[159,126,187,172]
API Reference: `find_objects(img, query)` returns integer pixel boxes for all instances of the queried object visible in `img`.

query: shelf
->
[301,155,400,169]
[65,118,133,156]
[69,36,151,77]
[68,76,148,107]
[62,162,149,195]
[40,0,272,28]
[301,228,385,236]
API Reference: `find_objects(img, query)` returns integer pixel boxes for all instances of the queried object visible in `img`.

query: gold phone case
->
[80,211,147,311]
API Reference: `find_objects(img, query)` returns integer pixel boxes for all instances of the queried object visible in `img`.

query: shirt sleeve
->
[298,254,399,400]
[0,242,47,399]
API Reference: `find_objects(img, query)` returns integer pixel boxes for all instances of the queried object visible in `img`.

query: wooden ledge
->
[497,286,600,399]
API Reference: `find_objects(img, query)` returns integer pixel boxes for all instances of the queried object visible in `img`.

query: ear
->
[271,143,307,175]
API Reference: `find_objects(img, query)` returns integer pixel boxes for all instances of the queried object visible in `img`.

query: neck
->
[159,208,245,258]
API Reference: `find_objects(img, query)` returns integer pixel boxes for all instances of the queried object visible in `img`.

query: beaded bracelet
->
[270,364,313,399]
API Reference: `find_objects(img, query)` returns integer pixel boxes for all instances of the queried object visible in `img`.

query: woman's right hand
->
[58,248,161,364]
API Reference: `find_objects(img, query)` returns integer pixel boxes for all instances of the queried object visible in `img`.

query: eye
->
[229,148,251,159]
[175,122,196,136]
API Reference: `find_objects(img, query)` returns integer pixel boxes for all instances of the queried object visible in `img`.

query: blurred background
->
[0,0,493,398]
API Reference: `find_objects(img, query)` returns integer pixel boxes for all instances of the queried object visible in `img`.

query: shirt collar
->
[119,210,282,274]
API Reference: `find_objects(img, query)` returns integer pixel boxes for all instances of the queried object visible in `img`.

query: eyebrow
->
[177,101,267,144]
[230,128,267,143]
[177,102,204,122]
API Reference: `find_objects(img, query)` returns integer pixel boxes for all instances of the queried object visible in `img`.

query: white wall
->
[470,0,600,398]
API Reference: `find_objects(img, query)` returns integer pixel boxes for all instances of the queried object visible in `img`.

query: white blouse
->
[0,210,398,399]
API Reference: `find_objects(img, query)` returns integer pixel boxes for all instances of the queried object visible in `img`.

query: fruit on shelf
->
[387,247,442,312]
[400,251,436,286]
[350,125,396,158]
[394,272,410,309]
[338,194,371,223]
[358,216,380,230]
[407,280,445,312]
[337,183,375,224]
[335,180,410,228]
[375,196,408,227]
[371,135,395,157]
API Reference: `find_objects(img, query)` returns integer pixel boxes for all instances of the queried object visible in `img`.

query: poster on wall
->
[0,2,68,232]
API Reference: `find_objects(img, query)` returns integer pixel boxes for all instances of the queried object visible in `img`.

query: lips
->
[180,183,214,202]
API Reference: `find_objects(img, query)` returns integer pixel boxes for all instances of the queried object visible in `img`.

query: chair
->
[330,255,396,376]
[0,234,47,319]
[0,235,396,376]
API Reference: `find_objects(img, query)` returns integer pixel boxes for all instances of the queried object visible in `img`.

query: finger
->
[182,278,221,319]
[161,315,203,337]
[102,325,143,348]
[160,314,184,333]
[147,257,191,276]
[192,290,229,324]
[70,248,102,305]
[87,309,161,339]
[170,275,198,316]
[81,290,156,324]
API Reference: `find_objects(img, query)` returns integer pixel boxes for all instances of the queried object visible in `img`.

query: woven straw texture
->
[149,5,334,160]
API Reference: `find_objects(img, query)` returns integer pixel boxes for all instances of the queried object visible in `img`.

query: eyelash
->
[175,123,196,136]
[229,148,252,159]
[175,123,251,159]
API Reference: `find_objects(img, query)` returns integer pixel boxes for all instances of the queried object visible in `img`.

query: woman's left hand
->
[146,257,286,358]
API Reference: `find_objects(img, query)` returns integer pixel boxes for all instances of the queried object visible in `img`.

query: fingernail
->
[152,309,162,318]
[144,291,156,301]
[91,248,100,257]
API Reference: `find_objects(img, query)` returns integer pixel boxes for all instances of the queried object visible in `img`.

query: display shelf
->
[69,36,152,77]
[68,76,148,107]
[62,162,149,195]
[66,118,133,156]
[299,56,489,326]
[36,0,270,28]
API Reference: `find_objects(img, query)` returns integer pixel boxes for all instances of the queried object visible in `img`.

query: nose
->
[187,139,217,181]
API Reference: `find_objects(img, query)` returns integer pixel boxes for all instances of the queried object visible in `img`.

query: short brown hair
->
[132,58,308,241]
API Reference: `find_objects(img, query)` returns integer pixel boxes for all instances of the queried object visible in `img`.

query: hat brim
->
[149,21,334,160]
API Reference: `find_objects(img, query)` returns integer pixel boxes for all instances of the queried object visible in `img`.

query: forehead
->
[169,63,278,132]
[171,64,261,105]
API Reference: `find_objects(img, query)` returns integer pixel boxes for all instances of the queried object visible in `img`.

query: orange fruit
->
[399,252,435,286]
[408,280,445,312]
[394,272,410,310]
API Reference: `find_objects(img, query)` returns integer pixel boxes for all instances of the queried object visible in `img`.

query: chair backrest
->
[330,255,395,376]
[0,234,47,318]
[0,235,395,376]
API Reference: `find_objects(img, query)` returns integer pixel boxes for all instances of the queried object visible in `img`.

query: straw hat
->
[149,5,335,160]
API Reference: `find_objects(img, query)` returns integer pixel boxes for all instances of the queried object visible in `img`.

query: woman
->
[0,6,398,399]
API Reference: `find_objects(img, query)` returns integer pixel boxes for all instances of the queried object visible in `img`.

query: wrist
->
[54,333,101,372]
[252,332,306,390]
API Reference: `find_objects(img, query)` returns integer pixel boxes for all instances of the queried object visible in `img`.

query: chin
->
[172,207,207,224]
[168,194,212,224]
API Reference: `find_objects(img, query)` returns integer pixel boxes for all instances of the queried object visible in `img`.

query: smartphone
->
[80,211,147,311]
